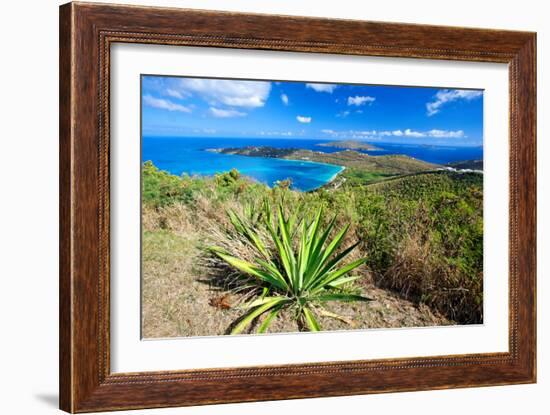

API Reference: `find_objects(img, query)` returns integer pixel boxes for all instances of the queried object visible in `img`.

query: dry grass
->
[376,226,483,324]
[141,203,451,338]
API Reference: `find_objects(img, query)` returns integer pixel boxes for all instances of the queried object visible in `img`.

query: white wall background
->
[0,0,546,414]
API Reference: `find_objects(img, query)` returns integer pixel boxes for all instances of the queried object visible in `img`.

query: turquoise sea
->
[142,136,483,192]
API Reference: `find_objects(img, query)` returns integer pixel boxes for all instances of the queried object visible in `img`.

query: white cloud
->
[321,129,377,138]
[321,128,466,139]
[165,88,186,99]
[296,115,312,123]
[426,89,483,116]
[404,128,425,137]
[347,95,376,106]
[280,93,289,105]
[260,131,295,137]
[336,110,350,118]
[143,95,191,113]
[306,83,337,93]
[427,129,465,138]
[173,78,271,108]
[209,107,246,118]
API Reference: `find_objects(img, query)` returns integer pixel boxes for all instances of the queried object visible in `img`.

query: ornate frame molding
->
[60,2,536,412]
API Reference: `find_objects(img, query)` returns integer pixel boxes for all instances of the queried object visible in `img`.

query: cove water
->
[142,136,482,192]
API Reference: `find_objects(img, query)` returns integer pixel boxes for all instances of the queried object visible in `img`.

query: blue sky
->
[141,75,483,146]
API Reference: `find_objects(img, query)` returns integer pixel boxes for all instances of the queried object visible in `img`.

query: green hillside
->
[142,161,483,331]
[285,150,439,174]
[356,171,483,323]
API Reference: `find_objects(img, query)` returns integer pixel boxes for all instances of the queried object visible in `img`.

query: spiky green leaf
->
[231,297,288,335]
[313,293,373,303]
[302,307,321,331]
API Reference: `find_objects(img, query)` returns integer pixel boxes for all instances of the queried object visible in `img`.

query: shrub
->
[210,200,372,334]
[142,161,197,206]
[356,172,483,323]
[215,168,241,187]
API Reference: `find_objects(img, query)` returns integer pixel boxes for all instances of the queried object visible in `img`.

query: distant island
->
[318,140,382,151]
[206,146,298,158]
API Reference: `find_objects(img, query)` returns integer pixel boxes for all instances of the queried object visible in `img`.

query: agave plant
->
[210,200,372,334]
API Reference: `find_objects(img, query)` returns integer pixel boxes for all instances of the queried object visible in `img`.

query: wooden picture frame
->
[59,2,536,412]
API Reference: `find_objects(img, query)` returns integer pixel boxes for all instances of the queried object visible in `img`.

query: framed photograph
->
[59,2,536,412]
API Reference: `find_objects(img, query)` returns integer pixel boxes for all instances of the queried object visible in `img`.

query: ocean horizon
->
[142,136,483,191]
